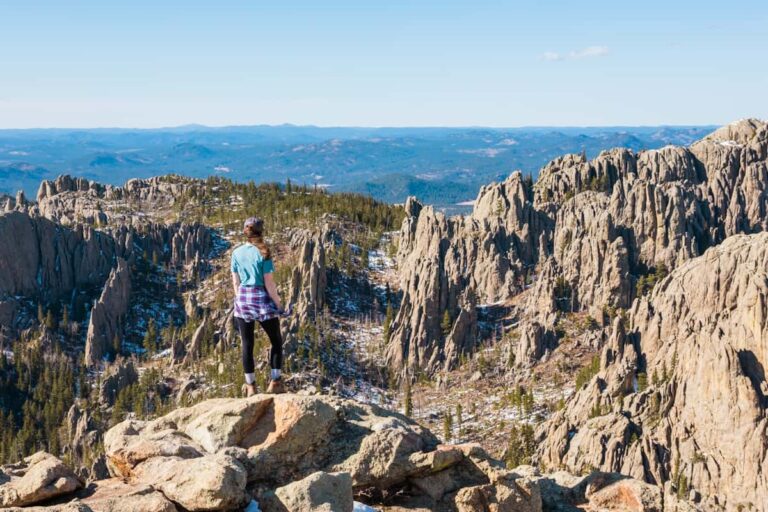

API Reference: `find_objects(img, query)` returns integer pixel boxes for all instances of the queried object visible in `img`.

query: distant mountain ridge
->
[0,124,715,206]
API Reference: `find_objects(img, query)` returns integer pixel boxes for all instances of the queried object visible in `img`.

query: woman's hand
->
[263,273,282,311]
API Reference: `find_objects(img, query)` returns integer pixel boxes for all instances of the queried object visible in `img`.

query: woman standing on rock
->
[231,217,288,395]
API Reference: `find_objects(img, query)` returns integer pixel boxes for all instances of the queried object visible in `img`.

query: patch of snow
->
[717,140,742,148]
[368,249,394,272]
[153,348,172,359]
[458,148,507,158]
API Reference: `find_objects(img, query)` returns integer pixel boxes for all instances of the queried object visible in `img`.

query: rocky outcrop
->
[84,259,132,367]
[281,230,329,352]
[0,211,117,300]
[65,404,102,472]
[1,395,688,512]
[182,315,211,365]
[100,393,541,511]
[0,452,83,508]
[388,173,549,373]
[536,232,768,510]
[529,119,768,315]
[111,221,215,271]
[390,119,768,374]
[36,175,199,225]
[514,321,557,367]
[287,231,327,323]
[98,358,139,406]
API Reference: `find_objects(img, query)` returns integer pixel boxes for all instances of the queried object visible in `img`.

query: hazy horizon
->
[0,121,726,131]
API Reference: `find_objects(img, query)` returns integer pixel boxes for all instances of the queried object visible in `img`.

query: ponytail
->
[244,224,271,259]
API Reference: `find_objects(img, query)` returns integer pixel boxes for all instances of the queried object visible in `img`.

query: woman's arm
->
[232,272,241,296]
[263,273,283,311]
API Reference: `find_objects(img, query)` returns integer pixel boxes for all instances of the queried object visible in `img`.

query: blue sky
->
[0,0,766,128]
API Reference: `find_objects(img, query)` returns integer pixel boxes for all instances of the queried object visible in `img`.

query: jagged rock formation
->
[0,211,117,300]
[287,231,327,322]
[182,314,212,365]
[530,119,768,317]
[388,176,547,373]
[36,175,198,225]
[388,119,768,374]
[536,232,768,510]
[282,229,329,352]
[98,358,139,406]
[84,259,132,367]
[110,221,214,272]
[513,321,557,367]
[65,404,100,468]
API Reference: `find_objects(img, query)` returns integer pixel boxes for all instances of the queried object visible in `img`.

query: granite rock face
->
[84,258,132,367]
[387,173,548,373]
[388,119,768,374]
[287,231,327,325]
[536,232,768,511]
[0,211,117,300]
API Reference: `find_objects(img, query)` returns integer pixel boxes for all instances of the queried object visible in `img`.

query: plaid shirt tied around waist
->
[234,285,280,322]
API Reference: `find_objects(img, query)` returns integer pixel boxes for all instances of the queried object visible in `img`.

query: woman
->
[231,217,287,395]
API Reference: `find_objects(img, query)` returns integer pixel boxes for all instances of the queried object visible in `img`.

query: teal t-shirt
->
[230,243,274,286]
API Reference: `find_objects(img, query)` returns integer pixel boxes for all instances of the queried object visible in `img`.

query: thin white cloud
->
[542,46,609,62]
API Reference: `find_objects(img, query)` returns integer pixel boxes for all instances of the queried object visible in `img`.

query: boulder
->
[587,477,662,512]
[101,393,547,510]
[132,454,247,511]
[261,471,353,512]
[80,478,177,512]
[0,452,83,508]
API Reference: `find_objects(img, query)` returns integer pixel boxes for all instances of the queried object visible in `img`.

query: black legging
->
[235,317,283,373]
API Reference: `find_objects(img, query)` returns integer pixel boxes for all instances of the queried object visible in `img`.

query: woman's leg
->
[235,317,256,384]
[258,317,283,380]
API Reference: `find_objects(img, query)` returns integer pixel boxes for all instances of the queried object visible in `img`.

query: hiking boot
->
[242,383,257,397]
[267,378,285,394]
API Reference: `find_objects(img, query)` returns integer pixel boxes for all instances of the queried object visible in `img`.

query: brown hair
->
[244,224,271,259]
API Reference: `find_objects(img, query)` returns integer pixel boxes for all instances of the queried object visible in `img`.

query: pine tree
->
[404,380,413,417]
[61,305,69,327]
[441,310,452,336]
[143,319,158,356]
[637,372,648,392]
[45,310,56,330]
[443,410,453,441]
[112,333,122,358]
[383,303,394,343]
